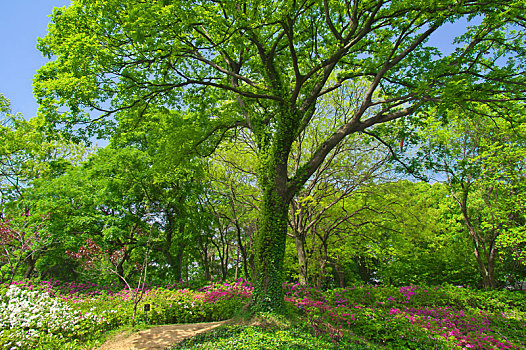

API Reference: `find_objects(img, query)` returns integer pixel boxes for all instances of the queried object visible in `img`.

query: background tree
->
[26,150,147,283]
[478,136,526,283]
[111,112,211,283]
[35,0,526,311]
[414,107,526,288]
[24,140,209,285]
[204,139,260,281]
[0,94,90,281]
[286,79,390,286]
[367,181,479,287]
[1,94,87,209]
[0,216,52,284]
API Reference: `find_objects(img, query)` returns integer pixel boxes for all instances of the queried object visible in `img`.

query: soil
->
[93,321,227,350]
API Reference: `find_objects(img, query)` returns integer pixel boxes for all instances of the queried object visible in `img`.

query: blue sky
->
[0,0,70,117]
[0,1,473,120]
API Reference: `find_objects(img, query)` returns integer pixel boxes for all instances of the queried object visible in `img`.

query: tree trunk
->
[456,188,497,289]
[485,238,497,289]
[174,242,185,281]
[211,226,229,281]
[162,209,186,282]
[229,185,250,280]
[295,234,308,286]
[333,255,345,288]
[465,220,495,289]
[234,220,250,280]
[198,235,212,281]
[317,257,327,290]
[247,223,256,281]
[115,250,129,286]
[251,171,289,312]
[23,253,35,278]
[235,248,239,279]
[317,236,329,289]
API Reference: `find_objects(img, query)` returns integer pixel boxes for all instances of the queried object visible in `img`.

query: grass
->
[171,307,381,350]
[171,323,380,350]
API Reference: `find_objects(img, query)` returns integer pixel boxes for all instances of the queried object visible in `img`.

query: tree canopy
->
[34,0,526,312]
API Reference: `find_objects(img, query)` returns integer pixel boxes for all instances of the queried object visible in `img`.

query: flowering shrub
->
[0,279,253,349]
[283,283,525,349]
[0,285,109,349]
[3,279,524,349]
[139,280,253,324]
[197,280,253,320]
[388,306,520,349]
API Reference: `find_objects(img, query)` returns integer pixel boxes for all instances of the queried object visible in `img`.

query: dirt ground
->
[93,321,227,350]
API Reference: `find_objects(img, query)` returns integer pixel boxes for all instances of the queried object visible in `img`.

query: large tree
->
[34,0,525,311]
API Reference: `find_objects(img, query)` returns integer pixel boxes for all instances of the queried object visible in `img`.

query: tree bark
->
[333,255,345,288]
[456,187,497,289]
[116,261,126,285]
[23,253,35,278]
[173,241,185,282]
[251,167,289,312]
[295,234,308,286]
[229,186,250,280]
[317,256,327,290]
[234,220,250,280]
[198,235,212,281]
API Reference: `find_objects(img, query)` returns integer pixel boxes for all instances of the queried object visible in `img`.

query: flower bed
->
[2,279,524,349]
[283,282,526,349]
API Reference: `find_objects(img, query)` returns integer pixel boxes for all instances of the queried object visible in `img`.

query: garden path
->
[93,321,227,350]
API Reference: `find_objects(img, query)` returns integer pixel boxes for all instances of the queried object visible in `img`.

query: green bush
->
[172,325,379,350]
